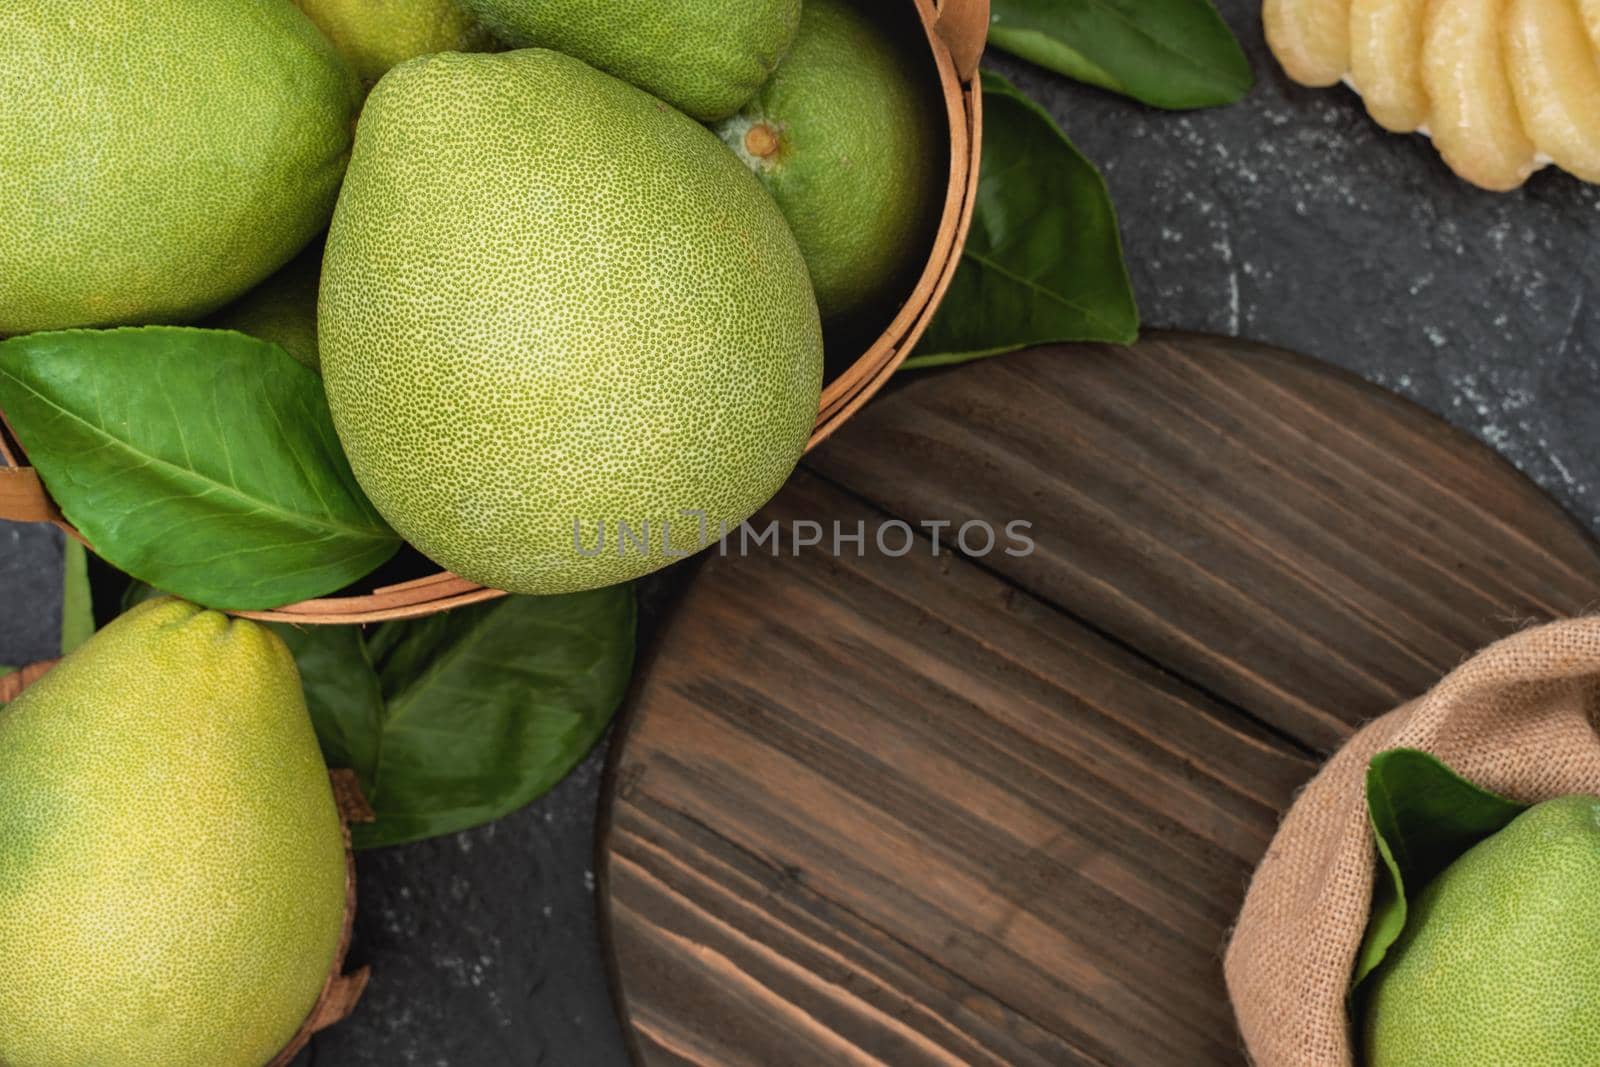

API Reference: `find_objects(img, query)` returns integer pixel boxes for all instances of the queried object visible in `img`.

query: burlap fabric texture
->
[1224,615,1600,1066]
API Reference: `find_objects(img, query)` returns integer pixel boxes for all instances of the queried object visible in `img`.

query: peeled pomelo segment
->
[1422,0,1539,189]
[1579,0,1600,48]
[1265,0,1353,86]
[1506,0,1600,181]
[1349,0,1431,130]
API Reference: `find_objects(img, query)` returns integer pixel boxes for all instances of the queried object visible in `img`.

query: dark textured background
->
[3,0,1597,1062]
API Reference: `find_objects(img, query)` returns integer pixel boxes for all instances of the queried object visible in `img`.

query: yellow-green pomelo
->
[0,597,346,1067]
[293,0,496,86]
[716,0,945,326]
[461,0,799,121]
[0,1,360,336]
[1364,794,1600,1066]
[321,50,822,595]
[206,237,324,370]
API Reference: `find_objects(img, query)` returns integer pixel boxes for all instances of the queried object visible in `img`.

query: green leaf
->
[126,577,385,776]
[907,71,1138,370]
[117,581,636,848]
[988,0,1253,110]
[0,327,400,611]
[267,622,385,781]
[120,578,162,613]
[1353,749,1527,988]
[291,590,636,849]
[60,538,94,655]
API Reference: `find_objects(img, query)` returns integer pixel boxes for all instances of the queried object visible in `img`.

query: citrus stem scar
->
[744,122,781,159]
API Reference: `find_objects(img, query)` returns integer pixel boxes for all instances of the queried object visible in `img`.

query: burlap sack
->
[1224,615,1600,1066]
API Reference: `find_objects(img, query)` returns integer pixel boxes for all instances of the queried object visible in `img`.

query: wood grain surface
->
[599,333,1600,1066]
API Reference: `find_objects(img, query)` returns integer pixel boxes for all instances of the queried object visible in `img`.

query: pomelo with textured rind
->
[461,0,799,121]
[1364,794,1600,1066]
[716,0,945,327]
[0,597,347,1067]
[293,0,496,86]
[206,238,324,371]
[0,0,360,336]
[320,50,822,595]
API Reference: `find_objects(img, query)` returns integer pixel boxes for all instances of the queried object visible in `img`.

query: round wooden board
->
[598,333,1600,1067]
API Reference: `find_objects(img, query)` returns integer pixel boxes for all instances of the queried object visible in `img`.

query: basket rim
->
[0,0,988,625]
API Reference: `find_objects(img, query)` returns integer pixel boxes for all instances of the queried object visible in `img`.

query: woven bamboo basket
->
[0,0,988,624]
[0,661,371,1064]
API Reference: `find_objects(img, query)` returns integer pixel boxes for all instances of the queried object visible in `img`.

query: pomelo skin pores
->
[717,0,947,327]
[463,0,800,121]
[292,0,496,86]
[0,0,359,335]
[0,597,347,1067]
[319,50,823,596]
[1363,795,1600,1067]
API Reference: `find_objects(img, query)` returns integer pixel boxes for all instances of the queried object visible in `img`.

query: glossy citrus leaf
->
[1354,748,1527,988]
[989,0,1253,109]
[0,327,399,610]
[908,71,1137,368]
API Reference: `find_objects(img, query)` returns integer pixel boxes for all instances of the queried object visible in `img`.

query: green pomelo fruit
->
[293,0,496,86]
[320,50,822,595]
[0,597,346,1067]
[206,238,324,370]
[462,0,799,121]
[1364,794,1600,1067]
[0,0,360,336]
[717,0,945,327]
